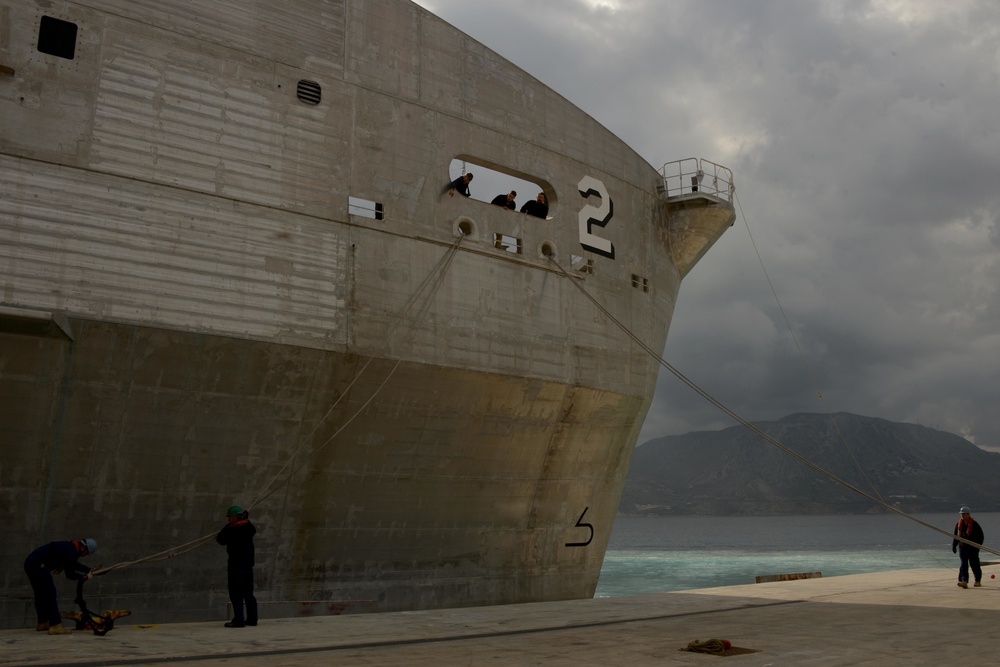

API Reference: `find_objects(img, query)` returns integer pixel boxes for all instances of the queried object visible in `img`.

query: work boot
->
[958,581,968,589]
[35,622,49,632]
[47,624,70,635]
[224,621,245,628]
[974,581,982,587]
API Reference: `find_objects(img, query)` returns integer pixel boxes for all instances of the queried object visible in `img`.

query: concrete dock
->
[3,565,998,666]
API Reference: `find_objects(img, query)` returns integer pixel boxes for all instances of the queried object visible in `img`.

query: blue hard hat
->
[960,506,972,514]
[83,538,97,555]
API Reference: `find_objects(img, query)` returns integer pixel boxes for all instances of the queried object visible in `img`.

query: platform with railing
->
[656,158,734,206]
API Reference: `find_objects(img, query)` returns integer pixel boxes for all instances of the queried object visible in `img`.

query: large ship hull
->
[0,0,734,626]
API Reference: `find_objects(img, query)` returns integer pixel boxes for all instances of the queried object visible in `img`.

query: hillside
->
[620,412,1000,515]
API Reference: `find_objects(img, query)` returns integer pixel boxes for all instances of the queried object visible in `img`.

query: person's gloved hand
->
[953,546,957,553]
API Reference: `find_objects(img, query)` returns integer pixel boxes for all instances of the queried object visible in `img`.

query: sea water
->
[594,512,1000,597]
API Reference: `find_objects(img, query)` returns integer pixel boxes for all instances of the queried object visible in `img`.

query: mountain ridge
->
[620,412,1000,515]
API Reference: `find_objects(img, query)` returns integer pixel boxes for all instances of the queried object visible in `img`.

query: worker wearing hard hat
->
[23,538,98,635]
[953,506,985,589]
[216,505,258,627]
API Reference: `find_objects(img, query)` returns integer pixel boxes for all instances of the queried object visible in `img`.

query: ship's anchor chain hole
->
[455,217,476,238]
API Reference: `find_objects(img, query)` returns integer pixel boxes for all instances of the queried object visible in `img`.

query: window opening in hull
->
[37,16,78,60]
[631,274,649,292]
[349,196,384,220]
[571,255,594,274]
[493,233,522,255]
[448,159,551,220]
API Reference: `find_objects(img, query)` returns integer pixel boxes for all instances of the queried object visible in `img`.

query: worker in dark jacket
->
[952,506,985,588]
[24,538,97,634]
[447,173,473,197]
[520,192,548,218]
[491,190,517,210]
[216,505,258,627]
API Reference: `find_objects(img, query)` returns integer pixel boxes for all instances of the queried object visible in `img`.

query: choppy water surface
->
[595,513,999,597]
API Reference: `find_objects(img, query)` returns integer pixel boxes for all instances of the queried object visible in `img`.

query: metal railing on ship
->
[657,158,734,202]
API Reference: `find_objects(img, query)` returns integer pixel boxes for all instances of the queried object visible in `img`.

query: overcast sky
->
[413,0,1000,451]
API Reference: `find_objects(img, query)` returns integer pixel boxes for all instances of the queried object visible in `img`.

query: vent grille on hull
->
[296,80,322,105]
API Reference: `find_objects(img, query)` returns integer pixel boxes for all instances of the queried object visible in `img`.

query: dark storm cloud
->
[415,0,1000,449]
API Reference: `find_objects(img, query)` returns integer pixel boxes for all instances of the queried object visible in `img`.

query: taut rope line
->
[734,192,952,567]
[248,232,467,511]
[734,191,885,508]
[93,232,467,575]
[547,254,997,557]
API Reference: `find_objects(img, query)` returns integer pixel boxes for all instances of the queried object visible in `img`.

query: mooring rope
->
[734,191,886,505]
[547,254,998,557]
[734,192,953,568]
[682,638,731,655]
[93,232,467,575]
[248,232,467,511]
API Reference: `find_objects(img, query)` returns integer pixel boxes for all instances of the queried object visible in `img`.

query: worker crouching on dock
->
[24,538,98,635]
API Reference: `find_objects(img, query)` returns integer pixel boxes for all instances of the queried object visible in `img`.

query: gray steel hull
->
[0,0,734,627]
[3,316,639,622]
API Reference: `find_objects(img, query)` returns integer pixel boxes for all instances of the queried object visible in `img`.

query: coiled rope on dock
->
[681,638,731,655]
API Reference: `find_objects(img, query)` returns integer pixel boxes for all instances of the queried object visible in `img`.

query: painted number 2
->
[578,176,615,259]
